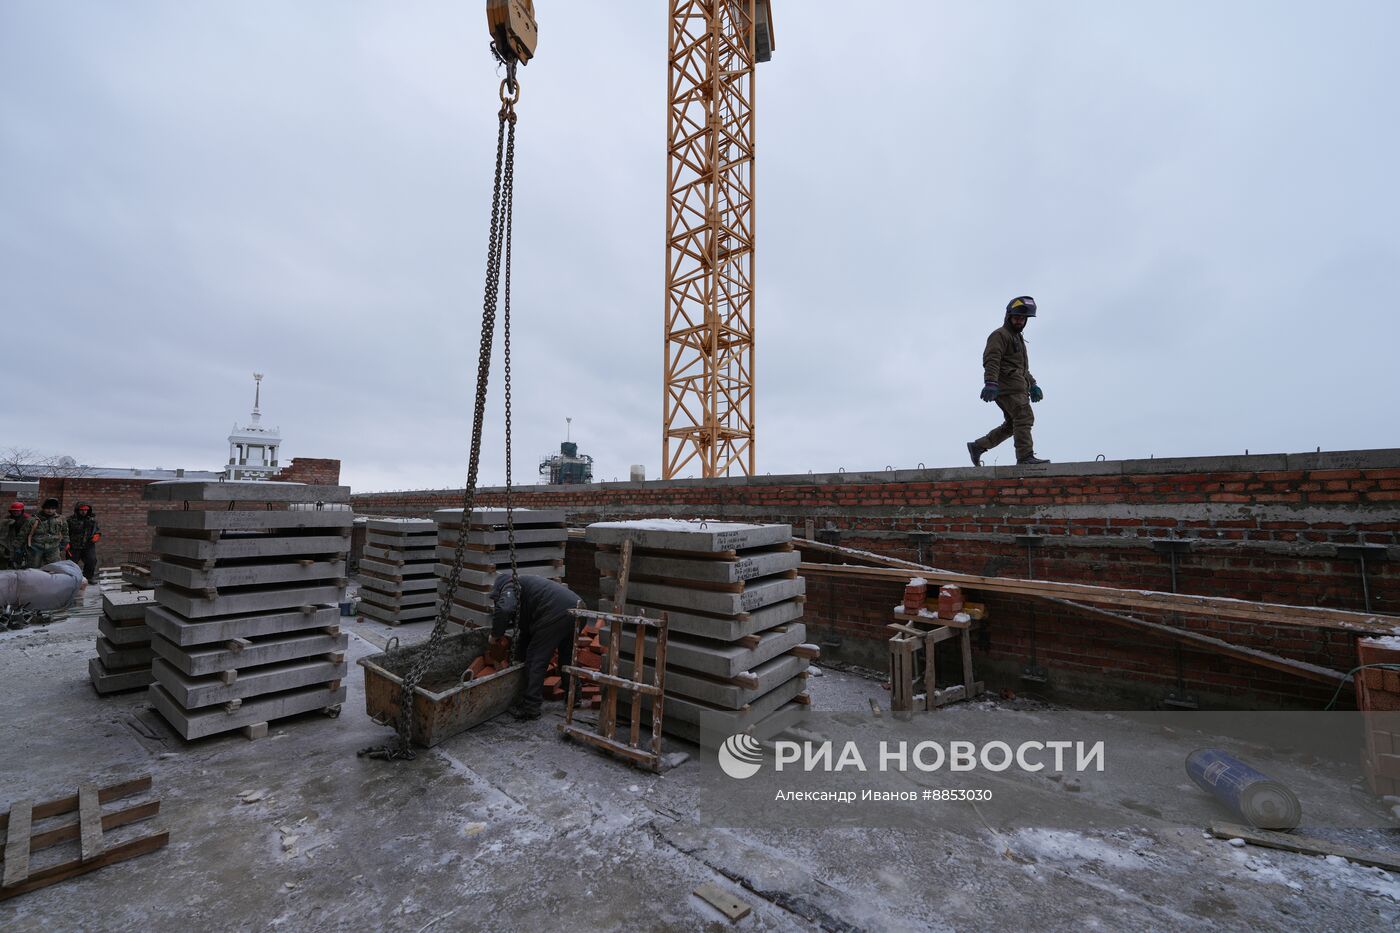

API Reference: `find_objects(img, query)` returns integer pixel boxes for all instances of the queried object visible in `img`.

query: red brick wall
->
[37,477,161,566]
[352,451,1400,709]
[271,458,341,485]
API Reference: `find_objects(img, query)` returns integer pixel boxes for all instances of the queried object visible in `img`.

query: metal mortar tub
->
[359,628,524,747]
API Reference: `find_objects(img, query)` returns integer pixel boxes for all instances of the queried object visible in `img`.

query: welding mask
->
[492,578,521,635]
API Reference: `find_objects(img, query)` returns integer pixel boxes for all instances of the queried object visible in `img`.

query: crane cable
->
[360,56,522,761]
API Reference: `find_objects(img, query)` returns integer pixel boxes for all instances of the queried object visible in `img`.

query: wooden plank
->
[559,725,660,770]
[1,775,152,831]
[1208,822,1400,872]
[569,608,665,629]
[800,561,1399,635]
[922,632,937,712]
[651,614,669,761]
[892,608,970,630]
[563,666,661,696]
[1054,599,1349,686]
[77,783,105,863]
[694,882,752,922]
[0,830,169,902]
[28,801,160,854]
[3,801,32,887]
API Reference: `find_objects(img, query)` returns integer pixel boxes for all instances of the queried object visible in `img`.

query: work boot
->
[508,704,541,722]
[966,442,984,467]
[1017,456,1050,465]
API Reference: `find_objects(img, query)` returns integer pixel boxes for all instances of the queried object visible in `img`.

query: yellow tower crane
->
[490,1,775,481]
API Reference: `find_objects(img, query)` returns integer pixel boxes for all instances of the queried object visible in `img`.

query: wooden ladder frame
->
[560,540,670,772]
[1,774,168,901]
[888,612,985,712]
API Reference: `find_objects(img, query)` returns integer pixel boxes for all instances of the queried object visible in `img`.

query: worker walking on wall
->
[968,296,1050,466]
[27,498,69,567]
[490,573,583,721]
[66,501,101,584]
[2,502,34,570]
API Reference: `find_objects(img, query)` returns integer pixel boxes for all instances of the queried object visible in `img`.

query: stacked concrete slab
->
[434,508,567,630]
[89,590,157,694]
[357,518,438,625]
[143,481,352,740]
[586,520,814,744]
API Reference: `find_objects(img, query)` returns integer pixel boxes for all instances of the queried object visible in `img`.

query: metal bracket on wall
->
[1016,535,1047,684]
[1151,538,1198,710]
[1334,544,1390,614]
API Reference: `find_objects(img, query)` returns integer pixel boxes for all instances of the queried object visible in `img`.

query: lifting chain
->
[360,64,521,761]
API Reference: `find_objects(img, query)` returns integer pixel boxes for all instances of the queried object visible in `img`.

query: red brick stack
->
[1356,637,1400,796]
[542,617,604,708]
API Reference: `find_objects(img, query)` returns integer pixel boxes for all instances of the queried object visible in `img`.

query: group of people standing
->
[2,499,101,583]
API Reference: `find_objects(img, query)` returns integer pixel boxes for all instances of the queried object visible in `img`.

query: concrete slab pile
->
[585,520,816,743]
[433,508,568,631]
[142,481,351,740]
[356,518,438,625]
[88,589,157,694]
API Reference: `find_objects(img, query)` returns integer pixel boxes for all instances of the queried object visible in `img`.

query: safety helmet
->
[7,502,23,514]
[42,497,60,510]
[1006,296,1037,317]
[76,502,91,513]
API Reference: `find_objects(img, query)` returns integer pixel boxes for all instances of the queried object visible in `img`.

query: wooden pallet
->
[560,540,670,772]
[1,775,167,901]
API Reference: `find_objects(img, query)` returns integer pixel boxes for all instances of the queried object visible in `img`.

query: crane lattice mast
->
[663,0,773,479]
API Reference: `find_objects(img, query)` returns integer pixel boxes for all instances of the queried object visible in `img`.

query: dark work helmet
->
[42,497,60,510]
[1006,296,1037,317]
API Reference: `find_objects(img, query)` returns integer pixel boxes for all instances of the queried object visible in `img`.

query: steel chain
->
[359,88,518,761]
[501,97,521,661]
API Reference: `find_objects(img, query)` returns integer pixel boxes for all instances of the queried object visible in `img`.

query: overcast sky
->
[3,1,1396,492]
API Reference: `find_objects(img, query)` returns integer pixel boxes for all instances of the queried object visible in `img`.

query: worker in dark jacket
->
[27,498,69,567]
[2,502,34,569]
[490,573,582,721]
[968,296,1049,466]
[66,502,101,584]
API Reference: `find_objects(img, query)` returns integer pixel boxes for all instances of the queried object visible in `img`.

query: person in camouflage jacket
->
[67,501,102,583]
[2,502,34,570]
[27,498,69,567]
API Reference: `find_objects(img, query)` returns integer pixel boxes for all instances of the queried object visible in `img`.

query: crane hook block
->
[487,0,538,65]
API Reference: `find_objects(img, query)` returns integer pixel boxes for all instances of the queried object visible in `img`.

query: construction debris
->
[88,590,157,695]
[587,520,813,743]
[433,508,567,631]
[142,481,351,740]
[356,518,438,625]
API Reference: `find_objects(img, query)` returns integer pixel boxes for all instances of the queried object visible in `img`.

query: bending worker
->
[968,295,1050,466]
[490,573,583,721]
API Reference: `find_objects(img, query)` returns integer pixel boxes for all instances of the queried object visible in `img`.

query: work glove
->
[1030,384,1043,403]
[980,382,999,402]
[91,532,101,543]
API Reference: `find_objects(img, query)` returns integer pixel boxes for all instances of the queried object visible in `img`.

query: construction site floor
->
[4,585,1400,931]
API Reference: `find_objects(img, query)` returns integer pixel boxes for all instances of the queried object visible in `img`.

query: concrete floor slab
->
[142,481,351,503]
[433,507,567,526]
[601,597,805,641]
[148,681,347,740]
[149,630,347,677]
[604,623,807,679]
[154,584,347,619]
[148,510,355,532]
[358,589,439,609]
[98,615,152,647]
[364,518,436,534]
[611,653,809,709]
[87,656,154,694]
[596,548,801,584]
[103,590,157,622]
[145,605,340,647]
[154,560,346,590]
[586,520,792,553]
[96,637,154,670]
[151,534,350,562]
[436,527,567,547]
[601,575,806,617]
[357,602,438,625]
[151,657,347,709]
